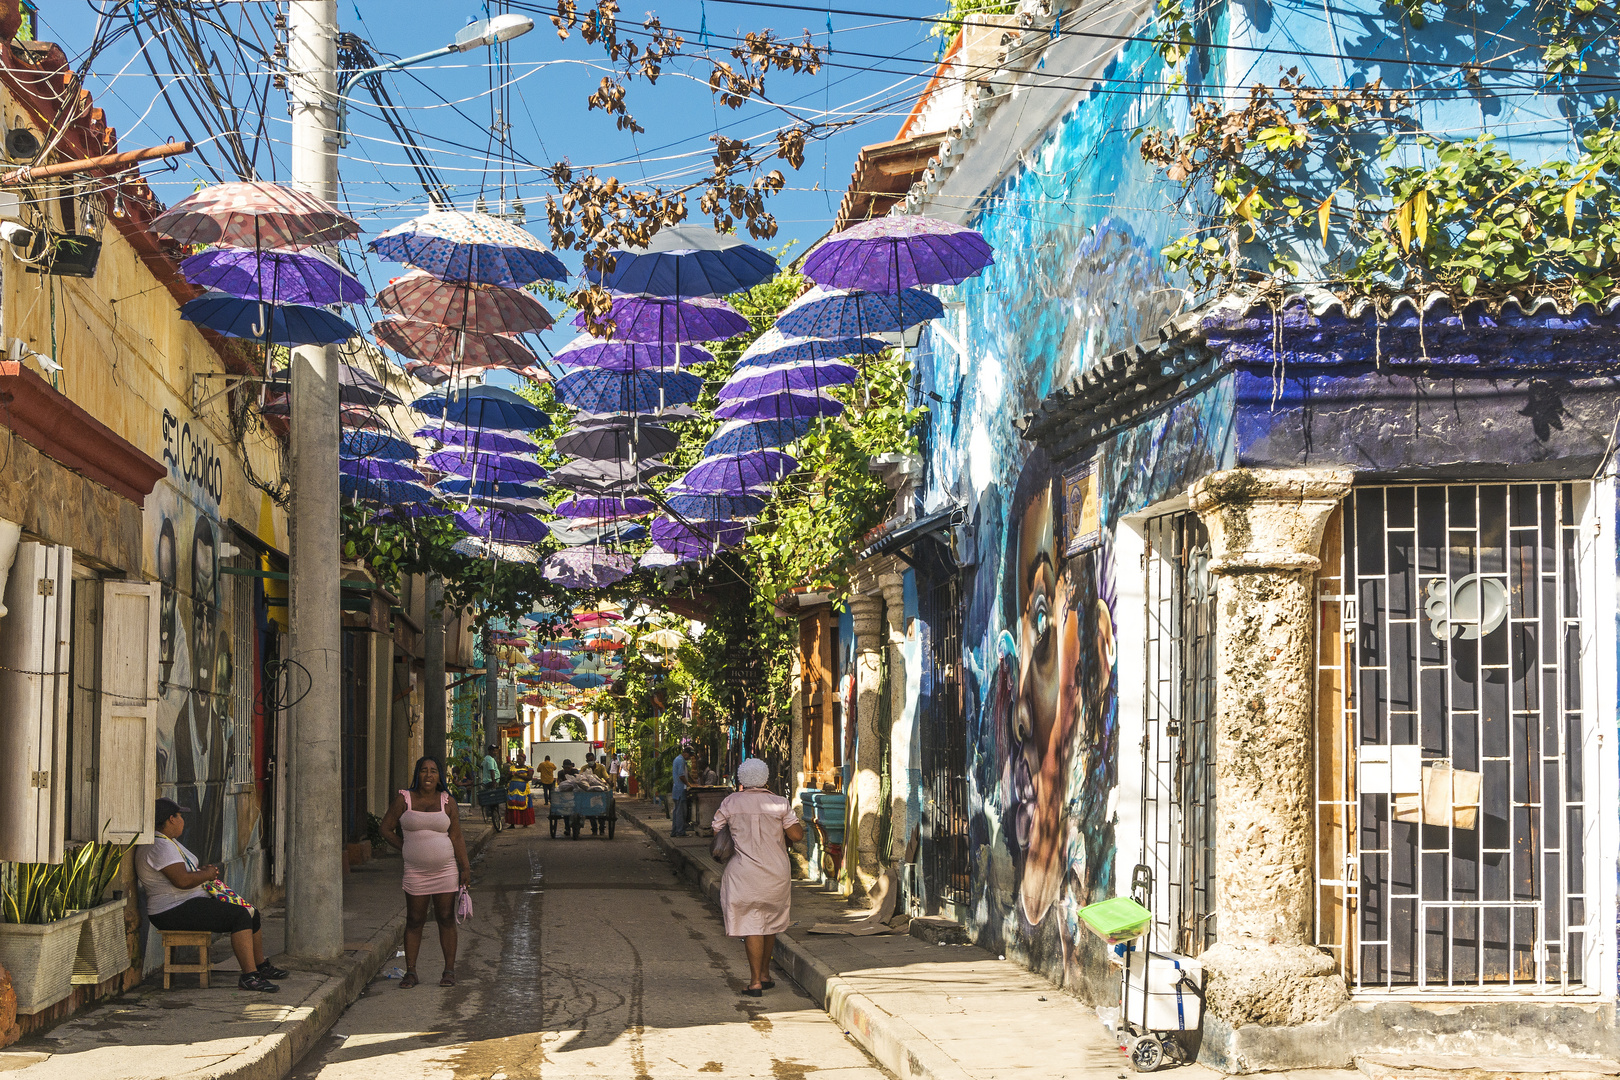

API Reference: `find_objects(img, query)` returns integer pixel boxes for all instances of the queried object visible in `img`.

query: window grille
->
[1316,483,1596,994]
[228,572,255,792]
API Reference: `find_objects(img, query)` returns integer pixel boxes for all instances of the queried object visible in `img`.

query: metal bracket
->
[191,371,269,413]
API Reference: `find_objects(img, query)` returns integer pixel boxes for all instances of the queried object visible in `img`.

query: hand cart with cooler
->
[549,788,616,839]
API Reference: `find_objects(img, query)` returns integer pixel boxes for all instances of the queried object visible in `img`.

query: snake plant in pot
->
[0,838,135,1011]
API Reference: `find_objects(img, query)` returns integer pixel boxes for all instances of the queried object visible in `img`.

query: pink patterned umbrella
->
[153,181,360,249]
[374,315,539,370]
[400,359,454,386]
[543,547,635,588]
[532,649,573,670]
[377,269,553,333]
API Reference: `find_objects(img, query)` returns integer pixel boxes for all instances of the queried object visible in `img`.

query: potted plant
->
[0,864,89,1014]
[61,841,134,985]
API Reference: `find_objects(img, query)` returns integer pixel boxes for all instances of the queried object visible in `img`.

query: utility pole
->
[483,624,500,756]
[423,575,446,766]
[284,0,344,960]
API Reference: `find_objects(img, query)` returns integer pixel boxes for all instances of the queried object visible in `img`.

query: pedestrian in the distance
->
[507,752,536,827]
[711,758,804,997]
[670,744,692,837]
[617,754,630,794]
[379,756,470,988]
[536,755,557,805]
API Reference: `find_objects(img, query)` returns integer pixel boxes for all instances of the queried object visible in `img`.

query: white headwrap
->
[737,758,769,789]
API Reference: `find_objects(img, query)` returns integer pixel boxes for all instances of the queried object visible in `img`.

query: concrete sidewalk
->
[617,800,1348,1080]
[0,822,494,1080]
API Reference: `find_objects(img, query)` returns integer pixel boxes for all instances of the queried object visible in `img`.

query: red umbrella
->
[375,316,539,370]
[377,269,553,333]
[153,180,360,249]
[537,670,572,684]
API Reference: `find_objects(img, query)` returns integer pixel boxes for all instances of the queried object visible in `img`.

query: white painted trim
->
[1582,476,1617,999]
[1112,515,1147,901]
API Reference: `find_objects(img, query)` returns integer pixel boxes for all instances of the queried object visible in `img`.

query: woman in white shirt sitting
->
[137,798,286,993]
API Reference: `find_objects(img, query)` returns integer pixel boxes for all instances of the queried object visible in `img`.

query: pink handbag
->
[456,885,473,923]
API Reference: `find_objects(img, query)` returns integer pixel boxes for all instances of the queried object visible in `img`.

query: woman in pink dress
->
[379,756,470,988]
[711,758,805,996]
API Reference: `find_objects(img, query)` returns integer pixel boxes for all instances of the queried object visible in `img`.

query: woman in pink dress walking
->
[711,758,806,996]
[379,756,470,988]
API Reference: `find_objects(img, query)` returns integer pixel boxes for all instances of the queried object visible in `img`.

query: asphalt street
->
[288,808,890,1080]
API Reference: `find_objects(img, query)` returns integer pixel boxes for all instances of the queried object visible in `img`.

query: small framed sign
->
[1062,461,1101,555]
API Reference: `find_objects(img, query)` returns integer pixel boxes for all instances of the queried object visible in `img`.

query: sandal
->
[399,971,419,989]
[761,981,775,990]
[238,973,280,993]
[439,969,456,987]
[742,986,763,998]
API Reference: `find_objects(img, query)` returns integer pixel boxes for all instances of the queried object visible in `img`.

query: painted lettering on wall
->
[161,409,224,504]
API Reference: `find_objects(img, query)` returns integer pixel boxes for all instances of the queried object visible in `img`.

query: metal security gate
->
[1140,512,1217,956]
[918,537,969,911]
[1319,483,1593,993]
[340,629,369,845]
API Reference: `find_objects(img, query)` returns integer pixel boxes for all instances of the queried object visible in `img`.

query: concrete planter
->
[0,910,90,1014]
[72,900,129,985]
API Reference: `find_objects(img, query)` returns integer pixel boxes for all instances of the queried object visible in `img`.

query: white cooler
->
[1124,950,1204,1032]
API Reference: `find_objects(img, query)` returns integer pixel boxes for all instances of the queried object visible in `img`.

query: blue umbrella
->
[340,458,421,483]
[454,508,551,544]
[704,417,814,455]
[414,425,538,454]
[340,475,437,504]
[181,293,357,345]
[583,223,778,297]
[342,429,415,460]
[714,390,845,422]
[680,450,797,494]
[553,368,703,413]
[737,327,886,369]
[552,335,714,372]
[411,384,548,431]
[426,450,548,483]
[719,361,859,400]
[436,478,552,508]
[368,209,568,286]
[774,285,944,338]
[664,491,766,519]
[181,247,367,306]
[569,673,609,689]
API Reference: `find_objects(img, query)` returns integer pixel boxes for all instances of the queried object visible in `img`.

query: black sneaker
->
[239,972,280,993]
[258,961,290,980]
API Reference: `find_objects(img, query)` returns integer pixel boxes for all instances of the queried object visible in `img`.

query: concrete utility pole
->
[284,0,344,960]
[423,575,446,766]
[483,625,500,754]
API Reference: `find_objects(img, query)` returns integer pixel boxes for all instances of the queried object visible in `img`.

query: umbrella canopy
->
[704,417,814,455]
[153,180,360,249]
[453,536,543,563]
[411,385,548,431]
[415,425,537,454]
[181,294,357,346]
[803,214,994,291]
[341,429,415,460]
[652,516,748,548]
[570,673,609,689]
[553,336,712,372]
[399,359,454,386]
[553,368,703,414]
[377,269,554,333]
[584,224,778,297]
[640,546,689,569]
[369,209,568,286]
[714,390,845,422]
[549,521,646,546]
[680,450,797,493]
[640,627,685,649]
[774,285,944,337]
[532,650,573,670]
[339,458,421,483]
[549,457,670,491]
[454,508,551,544]
[374,503,454,521]
[719,360,859,400]
[266,363,402,407]
[573,294,750,343]
[736,327,887,369]
[435,478,552,512]
[553,421,678,461]
[340,405,394,431]
[542,547,634,588]
[340,475,437,504]
[655,526,746,560]
[180,247,366,306]
[554,495,656,519]
[425,450,548,483]
[664,491,766,519]
[375,316,539,370]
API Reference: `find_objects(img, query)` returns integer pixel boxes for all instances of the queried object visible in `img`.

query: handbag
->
[711,824,734,862]
[456,885,473,924]
[164,835,256,912]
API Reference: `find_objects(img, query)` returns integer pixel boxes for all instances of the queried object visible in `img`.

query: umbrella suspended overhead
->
[570,673,609,689]
[803,214,994,291]
[549,521,647,546]
[411,384,548,431]
[543,547,635,588]
[640,546,689,569]
[552,368,703,414]
[341,428,415,460]
[340,405,394,432]
[340,475,437,504]
[549,459,671,493]
[435,477,551,510]
[553,336,712,372]
[415,425,538,454]
[774,285,945,338]
[453,536,544,563]
[369,209,568,287]
[153,180,361,249]
[640,627,685,649]
[651,516,748,549]
[554,495,656,520]
[736,327,887,369]
[663,491,766,520]
[533,649,573,670]
[680,450,797,493]
[584,223,779,297]
[714,390,845,422]
[400,360,454,386]
[573,294,750,343]
[340,458,421,483]
[264,364,402,408]
[425,450,549,483]
[182,294,357,346]
[377,269,554,333]
[454,508,551,544]
[552,420,679,461]
[180,247,367,306]
[704,417,814,456]
[719,361,859,400]
[375,316,539,370]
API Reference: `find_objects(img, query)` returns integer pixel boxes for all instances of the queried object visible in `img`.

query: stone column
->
[1188,467,1354,1029]
[879,573,908,869]
[849,592,885,899]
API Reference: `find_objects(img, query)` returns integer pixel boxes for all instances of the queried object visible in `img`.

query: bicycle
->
[476,783,506,833]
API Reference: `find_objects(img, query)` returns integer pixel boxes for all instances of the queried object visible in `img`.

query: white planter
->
[72,900,129,986]
[0,910,90,1014]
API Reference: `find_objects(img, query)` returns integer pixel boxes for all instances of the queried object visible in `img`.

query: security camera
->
[0,221,35,248]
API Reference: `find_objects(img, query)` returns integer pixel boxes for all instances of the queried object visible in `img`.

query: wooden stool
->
[160,930,214,989]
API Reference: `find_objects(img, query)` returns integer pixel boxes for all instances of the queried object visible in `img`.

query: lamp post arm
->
[337,44,457,147]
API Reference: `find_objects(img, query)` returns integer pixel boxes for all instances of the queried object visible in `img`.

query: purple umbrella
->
[652,516,748,546]
[737,327,887,369]
[803,215,994,291]
[340,458,421,483]
[454,508,551,544]
[680,450,797,494]
[555,495,656,519]
[181,247,366,306]
[542,547,635,588]
[553,367,703,413]
[572,294,750,343]
[719,361,858,400]
[415,425,538,454]
[714,391,845,422]
[640,546,690,568]
[553,335,713,371]
[425,450,549,483]
[774,285,944,338]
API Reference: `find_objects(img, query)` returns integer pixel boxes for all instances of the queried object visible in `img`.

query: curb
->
[618,805,967,1080]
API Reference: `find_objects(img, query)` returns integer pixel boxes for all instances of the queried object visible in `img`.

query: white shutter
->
[0,542,72,863]
[96,581,160,845]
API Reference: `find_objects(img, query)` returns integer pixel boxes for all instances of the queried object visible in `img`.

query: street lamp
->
[336,14,535,147]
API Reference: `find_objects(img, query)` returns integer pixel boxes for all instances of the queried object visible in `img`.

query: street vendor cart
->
[549,788,616,839]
